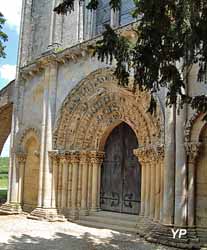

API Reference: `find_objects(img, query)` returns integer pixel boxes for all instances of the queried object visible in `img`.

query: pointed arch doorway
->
[100,122,141,215]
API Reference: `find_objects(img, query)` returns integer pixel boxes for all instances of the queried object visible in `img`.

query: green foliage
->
[54,0,207,118]
[0,12,8,58]
[0,157,9,189]
[53,0,75,14]
[0,189,7,202]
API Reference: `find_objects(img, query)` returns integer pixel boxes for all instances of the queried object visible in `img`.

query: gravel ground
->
[0,215,180,250]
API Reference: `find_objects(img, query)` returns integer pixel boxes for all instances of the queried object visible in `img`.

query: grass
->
[0,157,9,201]
[0,157,9,175]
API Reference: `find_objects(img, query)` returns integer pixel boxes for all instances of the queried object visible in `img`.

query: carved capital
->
[16,152,27,165]
[185,142,201,163]
[70,151,80,164]
[155,144,165,160]
[134,147,147,164]
[89,151,105,165]
[79,150,89,164]
[48,150,59,159]
[134,145,157,165]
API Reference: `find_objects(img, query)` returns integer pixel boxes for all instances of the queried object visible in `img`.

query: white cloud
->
[0,64,16,81]
[0,0,22,33]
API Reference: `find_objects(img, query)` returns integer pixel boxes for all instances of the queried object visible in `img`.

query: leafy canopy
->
[54,0,207,119]
[0,12,8,58]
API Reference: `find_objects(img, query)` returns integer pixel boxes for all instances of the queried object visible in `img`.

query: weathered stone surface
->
[0,81,14,155]
[1,1,207,249]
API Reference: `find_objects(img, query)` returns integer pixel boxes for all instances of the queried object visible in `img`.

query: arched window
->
[95,0,111,35]
[120,0,135,26]
[94,0,135,36]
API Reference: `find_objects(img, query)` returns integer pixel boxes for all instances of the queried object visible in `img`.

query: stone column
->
[87,158,93,210]
[37,67,50,209]
[97,153,104,211]
[90,151,104,212]
[78,0,84,42]
[57,157,63,208]
[70,152,80,220]
[155,145,164,222]
[110,9,119,28]
[16,153,26,204]
[61,155,68,209]
[30,64,58,220]
[48,151,59,208]
[134,148,147,216]
[145,148,152,217]
[149,148,156,219]
[162,105,176,225]
[67,156,72,208]
[185,142,200,227]
[80,151,89,215]
[174,104,187,226]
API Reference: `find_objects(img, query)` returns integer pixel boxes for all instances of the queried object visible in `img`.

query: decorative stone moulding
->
[53,67,161,152]
[19,22,138,81]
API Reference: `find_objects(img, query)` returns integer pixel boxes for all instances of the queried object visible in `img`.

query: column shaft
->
[185,142,200,227]
[154,162,161,221]
[150,161,156,219]
[57,163,62,208]
[67,163,72,208]
[77,163,82,208]
[91,162,98,211]
[145,163,151,217]
[81,161,89,214]
[97,163,102,210]
[71,159,79,218]
[140,165,146,215]
[87,163,92,209]
[162,105,175,225]
[61,160,68,208]
[17,159,26,204]
[175,105,187,226]
[51,157,58,208]
[188,161,195,226]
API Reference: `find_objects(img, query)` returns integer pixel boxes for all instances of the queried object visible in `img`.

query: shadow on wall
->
[0,229,172,250]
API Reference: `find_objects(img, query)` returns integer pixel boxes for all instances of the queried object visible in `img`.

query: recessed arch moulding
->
[53,67,162,152]
[51,67,163,221]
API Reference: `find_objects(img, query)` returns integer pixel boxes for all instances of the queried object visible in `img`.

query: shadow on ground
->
[0,230,170,250]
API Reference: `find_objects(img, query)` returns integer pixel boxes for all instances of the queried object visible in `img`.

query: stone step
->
[89,211,138,222]
[79,214,137,228]
[76,219,138,233]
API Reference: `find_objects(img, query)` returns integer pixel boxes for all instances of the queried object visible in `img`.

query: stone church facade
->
[1,0,207,248]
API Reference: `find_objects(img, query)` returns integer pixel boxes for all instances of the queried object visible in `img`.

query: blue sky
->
[0,0,22,156]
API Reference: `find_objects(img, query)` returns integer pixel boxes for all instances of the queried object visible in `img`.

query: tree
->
[54,0,207,119]
[0,12,8,58]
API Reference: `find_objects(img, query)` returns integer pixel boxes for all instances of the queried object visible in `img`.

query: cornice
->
[19,22,137,81]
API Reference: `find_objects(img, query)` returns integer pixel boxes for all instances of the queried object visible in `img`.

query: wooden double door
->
[100,122,141,215]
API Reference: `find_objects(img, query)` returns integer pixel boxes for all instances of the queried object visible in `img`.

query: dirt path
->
[0,214,180,250]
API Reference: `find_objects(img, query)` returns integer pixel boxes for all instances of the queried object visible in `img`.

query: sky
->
[0,0,22,156]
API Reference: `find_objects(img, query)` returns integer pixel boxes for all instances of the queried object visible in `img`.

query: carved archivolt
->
[184,112,207,162]
[53,68,161,151]
[185,112,207,143]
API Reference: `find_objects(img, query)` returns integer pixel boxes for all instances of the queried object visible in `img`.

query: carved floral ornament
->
[184,142,201,162]
[48,150,104,165]
[133,144,164,164]
[53,68,162,152]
